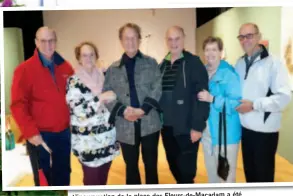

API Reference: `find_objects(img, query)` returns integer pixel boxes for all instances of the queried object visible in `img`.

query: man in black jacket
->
[160,26,210,184]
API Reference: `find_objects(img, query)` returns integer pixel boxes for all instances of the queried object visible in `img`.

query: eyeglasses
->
[37,39,57,45]
[237,33,258,41]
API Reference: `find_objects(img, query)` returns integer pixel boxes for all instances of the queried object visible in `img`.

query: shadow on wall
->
[279,38,293,164]
[284,38,293,74]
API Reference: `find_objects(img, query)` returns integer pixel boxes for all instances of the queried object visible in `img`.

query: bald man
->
[159,26,210,183]
[10,27,74,186]
[235,23,291,182]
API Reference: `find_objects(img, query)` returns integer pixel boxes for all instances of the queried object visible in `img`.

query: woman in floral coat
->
[66,42,119,185]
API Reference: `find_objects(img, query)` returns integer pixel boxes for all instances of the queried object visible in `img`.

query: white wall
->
[281,7,293,90]
[279,7,293,163]
[43,9,196,68]
[196,7,282,65]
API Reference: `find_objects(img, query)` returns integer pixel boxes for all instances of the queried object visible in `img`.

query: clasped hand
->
[124,107,145,122]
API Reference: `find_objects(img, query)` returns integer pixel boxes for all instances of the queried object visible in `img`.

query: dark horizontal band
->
[73,142,120,162]
[141,96,162,115]
[108,102,126,124]
[71,124,115,136]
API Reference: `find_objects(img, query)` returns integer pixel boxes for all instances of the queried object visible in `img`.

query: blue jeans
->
[27,128,71,186]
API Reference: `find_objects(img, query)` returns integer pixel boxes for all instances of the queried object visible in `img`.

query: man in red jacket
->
[10,26,74,186]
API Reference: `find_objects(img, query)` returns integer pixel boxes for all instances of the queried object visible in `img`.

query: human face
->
[79,45,97,70]
[35,29,57,59]
[204,42,222,66]
[120,27,140,57]
[166,28,184,56]
[238,24,261,55]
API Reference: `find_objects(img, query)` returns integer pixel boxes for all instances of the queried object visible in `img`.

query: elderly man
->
[235,23,292,182]
[10,27,73,186]
[159,26,210,184]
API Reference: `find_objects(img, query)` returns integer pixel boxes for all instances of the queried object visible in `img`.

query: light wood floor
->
[16,137,293,186]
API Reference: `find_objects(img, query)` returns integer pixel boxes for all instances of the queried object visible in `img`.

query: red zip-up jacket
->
[10,49,74,139]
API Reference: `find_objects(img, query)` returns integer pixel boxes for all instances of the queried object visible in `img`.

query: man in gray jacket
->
[103,23,162,184]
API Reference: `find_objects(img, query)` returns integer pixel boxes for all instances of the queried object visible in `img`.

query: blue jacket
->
[206,60,242,146]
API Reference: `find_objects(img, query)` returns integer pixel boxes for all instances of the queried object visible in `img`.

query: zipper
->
[244,58,262,80]
[49,65,60,92]
[53,77,60,92]
[161,59,186,88]
[55,81,60,92]
[183,60,186,88]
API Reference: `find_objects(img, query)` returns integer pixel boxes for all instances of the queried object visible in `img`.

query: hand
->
[28,135,43,146]
[190,130,202,143]
[124,107,145,122]
[124,107,137,122]
[133,108,145,118]
[99,91,117,103]
[197,90,213,103]
[236,100,254,114]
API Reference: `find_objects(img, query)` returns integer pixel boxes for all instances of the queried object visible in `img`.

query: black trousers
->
[242,127,279,182]
[161,126,200,184]
[120,121,160,184]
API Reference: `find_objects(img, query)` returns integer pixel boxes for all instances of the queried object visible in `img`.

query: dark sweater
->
[160,53,184,126]
[159,50,210,135]
[121,52,140,108]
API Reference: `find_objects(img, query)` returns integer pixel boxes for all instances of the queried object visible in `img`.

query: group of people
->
[10,22,292,186]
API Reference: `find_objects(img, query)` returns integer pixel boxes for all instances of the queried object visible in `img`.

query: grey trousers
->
[201,126,239,183]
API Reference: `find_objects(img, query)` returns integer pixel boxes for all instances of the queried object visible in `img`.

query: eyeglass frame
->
[237,33,259,41]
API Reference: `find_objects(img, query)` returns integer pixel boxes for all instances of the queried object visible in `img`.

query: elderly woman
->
[103,23,162,184]
[66,42,119,185]
[198,36,242,183]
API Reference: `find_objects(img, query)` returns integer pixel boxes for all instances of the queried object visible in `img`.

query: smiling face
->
[166,27,185,56]
[238,24,261,55]
[204,42,222,66]
[120,27,140,57]
[79,44,97,70]
[35,27,57,59]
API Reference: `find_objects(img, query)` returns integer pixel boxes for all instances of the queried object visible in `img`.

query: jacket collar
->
[208,60,233,82]
[259,44,269,59]
[34,49,65,67]
[119,50,143,67]
[164,52,184,61]
[241,44,269,60]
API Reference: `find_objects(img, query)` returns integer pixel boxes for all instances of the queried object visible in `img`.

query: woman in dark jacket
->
[160,26,210,184]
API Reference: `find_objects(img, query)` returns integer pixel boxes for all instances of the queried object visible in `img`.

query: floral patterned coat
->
[66,75,119,168]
